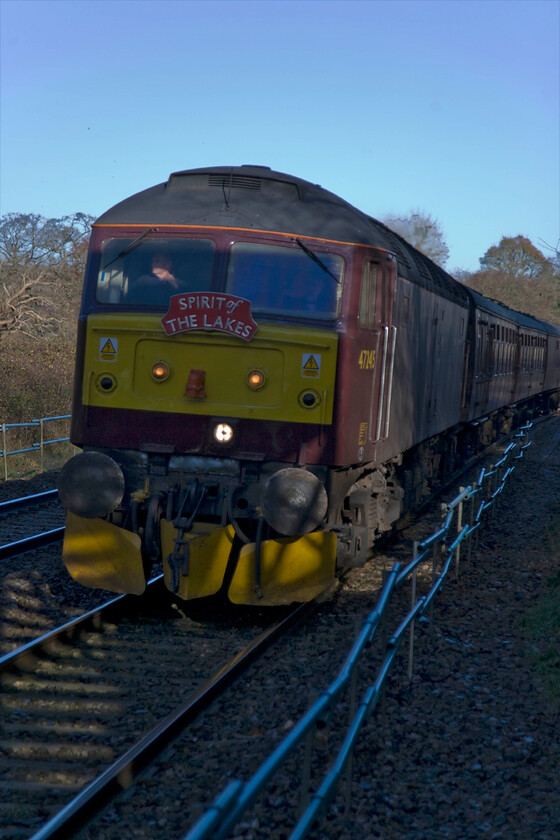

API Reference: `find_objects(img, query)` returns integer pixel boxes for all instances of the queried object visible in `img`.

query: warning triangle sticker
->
[101,339,116,354]
[303,355,319,370]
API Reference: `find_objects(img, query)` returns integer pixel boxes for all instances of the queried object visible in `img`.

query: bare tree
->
[538,237,560,273]
[0,269,61,340]
[0,212,93,342]
[382,210,450,268]
[0,212,92,272]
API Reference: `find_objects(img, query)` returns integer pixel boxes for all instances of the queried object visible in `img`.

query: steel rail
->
[0,575,163,670]
[0,526,65,560]
[0,593,125,670]
[0,488,58,514]
[0,489,64,559]
[28,596,323,840]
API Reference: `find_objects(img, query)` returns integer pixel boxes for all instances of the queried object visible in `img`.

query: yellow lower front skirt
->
[62,511,145,595]
[228,532,337,606]
[161,520,235,600]
[62,513,338,606]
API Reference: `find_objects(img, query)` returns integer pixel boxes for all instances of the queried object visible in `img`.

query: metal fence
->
[184,424,533,840]
[0,415,72,481]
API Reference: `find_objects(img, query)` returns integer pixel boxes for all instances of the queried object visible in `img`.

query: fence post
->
[498,456,507,514]
[2,424,7,482]
[488,466,496,522]
[380,568,389,729]
[299,689,318,818]
[467,485,475,561]
[455,489,464,579]
[299,725,314,817]
[344,617,361,818]
[0,415,71,481]
[473,478,481,553]
[39,418,45,474]
[408,541,418,681]
[429,540,438,629]
[429,506,445,628]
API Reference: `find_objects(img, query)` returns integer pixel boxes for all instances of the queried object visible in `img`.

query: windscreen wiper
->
[102,227,159,270]
[295,238,340,284]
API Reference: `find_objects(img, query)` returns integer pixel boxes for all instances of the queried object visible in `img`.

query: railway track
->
[0,420,550,839]
[0,490,58,515]
[0,489,64,561]
[0,580,323,840]
[0,527,64,562]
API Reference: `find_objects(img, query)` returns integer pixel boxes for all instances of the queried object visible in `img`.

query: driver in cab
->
[129,253,185,305]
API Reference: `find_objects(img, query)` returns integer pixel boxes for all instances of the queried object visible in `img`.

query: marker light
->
[152,362,170,381]
[247,369,266,389]
[298,389,321,409]
[96,373,117,393]
[214,423,234,443]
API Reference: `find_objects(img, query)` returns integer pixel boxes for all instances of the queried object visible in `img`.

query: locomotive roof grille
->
[166,170,301,201]
[208,174,261,191]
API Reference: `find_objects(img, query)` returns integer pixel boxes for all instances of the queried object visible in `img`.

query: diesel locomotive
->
[58,166,560,604]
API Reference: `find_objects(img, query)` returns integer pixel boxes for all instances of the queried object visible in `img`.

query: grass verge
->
[518,516,560,701]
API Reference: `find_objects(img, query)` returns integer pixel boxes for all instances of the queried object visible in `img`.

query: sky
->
[0,0,558,273]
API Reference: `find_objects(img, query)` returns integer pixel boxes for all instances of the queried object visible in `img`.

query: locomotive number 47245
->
[359,349,376,370]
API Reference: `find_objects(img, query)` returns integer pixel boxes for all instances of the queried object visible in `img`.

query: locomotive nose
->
[58,451,125,518]
[262,468,328,536]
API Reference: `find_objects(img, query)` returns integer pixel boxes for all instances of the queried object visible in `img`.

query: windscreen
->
[226,242,343,319]
[95,236,343,319]
[96,238,216,306]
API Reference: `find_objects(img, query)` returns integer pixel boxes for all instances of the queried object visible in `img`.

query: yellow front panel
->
[83,314,338,424]
[133,339,285,408]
